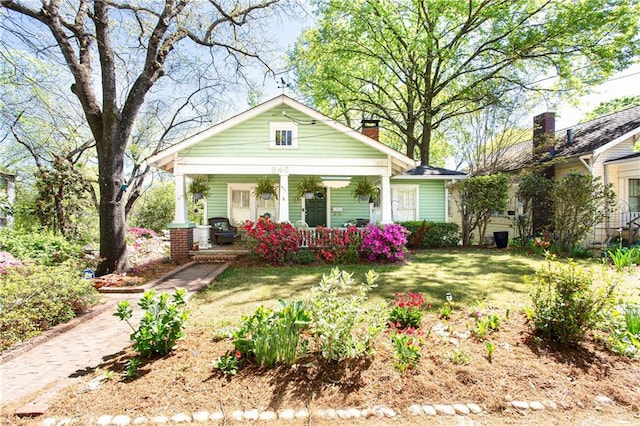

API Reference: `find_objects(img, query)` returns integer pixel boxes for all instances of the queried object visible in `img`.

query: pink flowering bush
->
[125,227,168,267]
[360,223,409,262]
[240,218,299,265]
[0,251,22,274]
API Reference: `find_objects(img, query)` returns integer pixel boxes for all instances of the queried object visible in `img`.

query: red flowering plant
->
[388,292,429,329]
[213,349,243,376]
[239,218,299,265]
[309,226,361,264]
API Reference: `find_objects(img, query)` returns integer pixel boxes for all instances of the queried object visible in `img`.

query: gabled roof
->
[495,105,640,171]
[393,165,467,180]
[145,95,417,171]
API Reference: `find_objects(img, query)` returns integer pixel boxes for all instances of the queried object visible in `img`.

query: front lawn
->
[33,249,640,425]
[190,249,611,327]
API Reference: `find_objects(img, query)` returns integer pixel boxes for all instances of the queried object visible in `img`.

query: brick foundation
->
[170,227,194,262]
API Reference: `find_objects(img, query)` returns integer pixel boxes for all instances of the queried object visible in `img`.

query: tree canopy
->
[291,0,640,166]
[0,0,284,274]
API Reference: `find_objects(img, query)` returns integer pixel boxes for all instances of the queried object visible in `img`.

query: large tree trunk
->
[95,129,129,275]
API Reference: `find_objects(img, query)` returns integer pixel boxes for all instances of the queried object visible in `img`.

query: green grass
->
[190,249,639,327]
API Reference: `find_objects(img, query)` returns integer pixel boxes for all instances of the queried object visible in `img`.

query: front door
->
[305,189,327,227]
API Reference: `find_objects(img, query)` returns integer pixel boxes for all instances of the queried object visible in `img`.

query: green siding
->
[180,105,386,159]
[417,181,446,222]
[330,182,371,226]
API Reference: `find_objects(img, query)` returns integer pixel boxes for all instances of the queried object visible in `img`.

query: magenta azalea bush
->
[360,223,409,262]
[240,218,300,265]
[0,251,22,274]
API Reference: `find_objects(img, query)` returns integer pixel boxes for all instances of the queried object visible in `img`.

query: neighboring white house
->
[0,171,16,229]
[455,107,640,245]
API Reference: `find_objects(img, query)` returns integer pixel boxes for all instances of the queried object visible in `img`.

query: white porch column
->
[173,169,188,225]
[381,175,393,224]
[279,173,290,223]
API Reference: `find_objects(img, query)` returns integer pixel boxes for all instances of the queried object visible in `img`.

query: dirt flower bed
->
[40,308,640,425]
[92,258,186,288]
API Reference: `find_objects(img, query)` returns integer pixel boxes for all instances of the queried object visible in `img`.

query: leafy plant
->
[309,268,387,361]
[253,176,279,200]
[308,226,361,264]
[124,357,141,379]
[187,175,210,198]
[472,312,501,341]
[0,228,79,266]
[360,223,409,262]
[0,264,100,350]
[449,173,509,246]
[398,221,460,248]
[391,328,424,373]
[551,173,616,251]
[527,255,617,346]
[114,288,189,357]
[484,341,496,361]
[604,304,640,357]
[446,348,472,365]
[213,350,243,375]
[351,177,377,202]
[439,302,453,319]
[608,247,635,272]
[232,299,310,367]
[295,175,324,199]
[239,219,300,265]
[388,292,427,329]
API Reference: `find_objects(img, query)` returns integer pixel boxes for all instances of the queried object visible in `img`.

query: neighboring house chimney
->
[566,128,574,145]
[362,119,380,141]
[532,112,555,158]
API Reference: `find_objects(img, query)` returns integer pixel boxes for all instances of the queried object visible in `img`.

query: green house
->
[145,95,465,256]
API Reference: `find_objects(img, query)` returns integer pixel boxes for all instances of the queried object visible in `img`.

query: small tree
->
[451,174,509,246]
[551,173,616,250]
[515,173,554,242]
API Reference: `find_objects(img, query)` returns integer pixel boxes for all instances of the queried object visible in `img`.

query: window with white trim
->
[391,185,419,222]
[270,122,298,149]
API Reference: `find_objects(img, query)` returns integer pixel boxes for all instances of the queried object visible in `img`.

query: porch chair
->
[208,217,239,245]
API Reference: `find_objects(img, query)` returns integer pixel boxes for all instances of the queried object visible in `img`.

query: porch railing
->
[296,227,363,248]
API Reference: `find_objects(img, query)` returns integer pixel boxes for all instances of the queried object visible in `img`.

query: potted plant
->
[296,176,323,199]
[253,176,278,200]
[352,177,377,202]
[188,175,210,200]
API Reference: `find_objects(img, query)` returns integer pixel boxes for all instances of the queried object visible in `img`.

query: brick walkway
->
[0,262,227,415]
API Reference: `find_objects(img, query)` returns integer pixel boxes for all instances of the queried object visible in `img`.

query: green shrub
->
[391,329,424,373]
[309,268,387,361]
[114,288,189,357]
[605,303,640,358]
[527,256,616,346]
[232,300,310,367]
[398,221,460,248]
[293,248,316,265]
[0,264,100,350]
[0,229,78,265]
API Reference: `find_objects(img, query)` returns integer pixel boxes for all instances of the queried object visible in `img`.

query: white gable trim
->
[593,125,640,156]
[145,95,417,170]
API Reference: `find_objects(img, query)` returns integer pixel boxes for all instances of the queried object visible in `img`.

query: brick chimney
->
[532,112,555,159]
[362,119,380,141]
